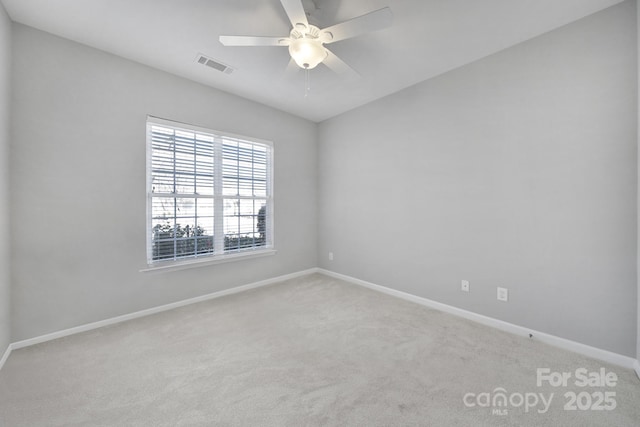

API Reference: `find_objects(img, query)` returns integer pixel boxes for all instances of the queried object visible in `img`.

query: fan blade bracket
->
[321,7,393,44]
[320,31,334,43]
[323,48,359,77]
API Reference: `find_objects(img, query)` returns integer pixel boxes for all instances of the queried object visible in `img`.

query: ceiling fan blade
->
[320,7,393,44]
[219,35,290,47]
[284,58,300,78]
[280,0,309,29]
[323,49,359,77]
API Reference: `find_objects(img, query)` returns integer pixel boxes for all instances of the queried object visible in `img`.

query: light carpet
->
[0,273,638,426]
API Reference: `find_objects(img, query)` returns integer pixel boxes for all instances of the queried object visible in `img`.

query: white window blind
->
[146,117,273,265]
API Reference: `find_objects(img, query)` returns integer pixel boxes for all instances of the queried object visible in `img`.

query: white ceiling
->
[1,0,625,122]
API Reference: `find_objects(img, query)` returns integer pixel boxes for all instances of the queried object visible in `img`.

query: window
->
[146,117,273,266]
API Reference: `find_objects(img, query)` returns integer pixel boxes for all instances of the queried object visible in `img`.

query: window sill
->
[140,249,277,273]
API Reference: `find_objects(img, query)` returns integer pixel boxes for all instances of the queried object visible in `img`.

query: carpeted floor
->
[0,273,638,426]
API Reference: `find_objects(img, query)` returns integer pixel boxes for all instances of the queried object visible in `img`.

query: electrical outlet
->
[497,287,508,302]
[328,252,334,261]
[461,280,470,292]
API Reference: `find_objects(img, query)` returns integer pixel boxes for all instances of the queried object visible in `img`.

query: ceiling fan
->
[219,0,393,75]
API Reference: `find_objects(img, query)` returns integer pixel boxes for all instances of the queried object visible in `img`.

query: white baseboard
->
[9,268,317,352]
[318,268,637,370]
[2,266,637,378]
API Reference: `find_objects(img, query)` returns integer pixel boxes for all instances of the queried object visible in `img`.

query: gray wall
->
[0,3,11,353]
[10,25,318,341]
[318,1,637,356]
[637,0,640,368]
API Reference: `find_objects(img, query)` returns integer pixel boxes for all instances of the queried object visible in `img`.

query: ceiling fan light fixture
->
[288,38,326,69]
[219,1,394,76]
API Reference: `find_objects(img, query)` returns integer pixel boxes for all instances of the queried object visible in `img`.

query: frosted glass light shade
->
[288,38,327,69]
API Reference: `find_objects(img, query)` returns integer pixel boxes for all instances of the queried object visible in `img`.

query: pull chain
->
[304,68,310,98]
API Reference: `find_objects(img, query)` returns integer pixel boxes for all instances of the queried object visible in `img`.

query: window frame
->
[144,116,275,271]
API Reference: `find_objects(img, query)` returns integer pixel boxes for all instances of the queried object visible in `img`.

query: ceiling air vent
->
[195,54,235,74]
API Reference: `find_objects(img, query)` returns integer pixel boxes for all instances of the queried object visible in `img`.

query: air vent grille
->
[195,54,235,74]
